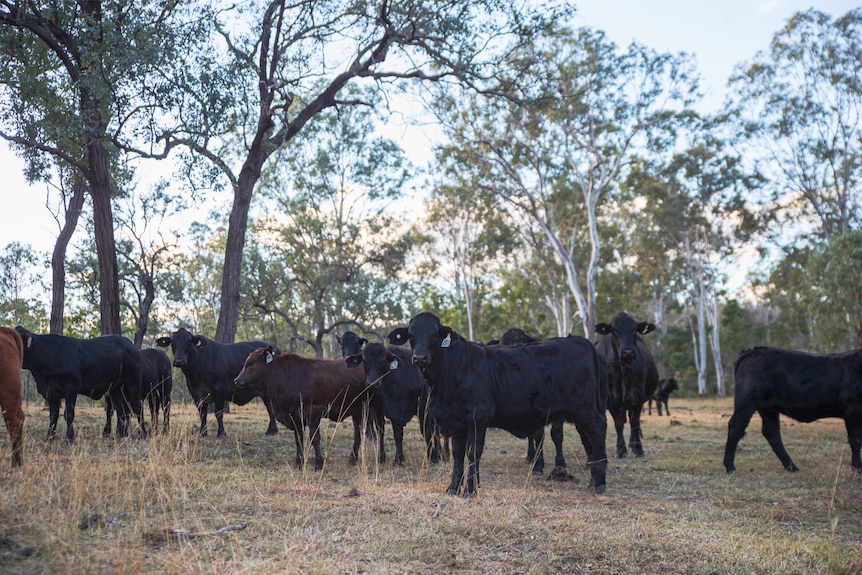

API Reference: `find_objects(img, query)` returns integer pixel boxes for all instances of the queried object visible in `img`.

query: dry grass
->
[1,398,861,575]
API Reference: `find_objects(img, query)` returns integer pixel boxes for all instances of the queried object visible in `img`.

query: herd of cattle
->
[2,312,861,496]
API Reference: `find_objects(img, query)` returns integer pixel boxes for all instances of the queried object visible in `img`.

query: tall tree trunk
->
[50,176,86,335]
[706,279,725,397]
[88,140,122,336]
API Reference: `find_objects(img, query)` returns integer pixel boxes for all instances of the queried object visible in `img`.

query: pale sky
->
[0,0,858,255]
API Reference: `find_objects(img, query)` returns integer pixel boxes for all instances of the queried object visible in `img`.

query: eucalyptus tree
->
[624,116,759,396]
[420,178,518,341]
[0,1,203,335]
[0,242,46,327]
[433,27,699,339]
[728,8,862,244]
[138,0,569,344]
[247,98,414,357]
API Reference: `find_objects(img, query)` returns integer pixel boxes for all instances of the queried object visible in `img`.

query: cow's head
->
[346,342,401,387]
[388,312,453,370]
[499,328,539,346]
[234,346,277,391]
[662,377,679,393]
[595,312,655,369]
[13,326,33,367]
[155,327,206,368]
[337,331,368,357]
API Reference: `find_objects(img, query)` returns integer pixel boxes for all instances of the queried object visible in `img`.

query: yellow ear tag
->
[441,333,451,348]
[389,359,399,370]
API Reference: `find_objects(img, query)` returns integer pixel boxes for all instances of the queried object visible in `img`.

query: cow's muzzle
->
[412,353,430,368]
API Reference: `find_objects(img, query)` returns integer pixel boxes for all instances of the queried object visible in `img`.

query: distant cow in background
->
[156,328,278,438]
[235,346,385,470]
[0,326,24,467]
[724,347,862,474]
[648,377,679,416]
[595,312,659,459]
[104,347,174,435]
[15,326,146,442]
[346,342,446,465]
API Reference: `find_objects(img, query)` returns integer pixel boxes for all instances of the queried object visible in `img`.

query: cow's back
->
[734,347,858,421]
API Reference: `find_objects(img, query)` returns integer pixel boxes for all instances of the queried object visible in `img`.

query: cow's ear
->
[595,323,613,335]
[193,336,207,348]
[638,322,656,335]
[387,327,409,346]
[345,354,363,368]
[155,337,171,348]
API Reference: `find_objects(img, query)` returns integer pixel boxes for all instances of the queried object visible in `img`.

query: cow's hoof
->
[532,468,544,477]
[785,463,800,472]
[199,430,208,438]
[445,488,459,496]
[393,459,404,467]
[548,466,573,481]
[348,454,358,465]
[265,429,278,437]
[615,451,628,459]
[725,468,736,474]
[593,484,606,495]
[217,434,227,441]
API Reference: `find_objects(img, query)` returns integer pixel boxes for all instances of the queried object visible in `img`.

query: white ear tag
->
[389,359,399,370]
[441,333,451,348]
[265,353,273,364]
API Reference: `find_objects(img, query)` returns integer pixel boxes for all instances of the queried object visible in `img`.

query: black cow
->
[724,347,862,474]
[337,331,368,357]
[490,328,566,478]
[648,377,678,416]
[104,347,174,435]
[388,312,607,497]
[234,346,385,470]
[346,342,446,465]
[15,326,146,442]
[155,328,278,438]
[595,312,659,459]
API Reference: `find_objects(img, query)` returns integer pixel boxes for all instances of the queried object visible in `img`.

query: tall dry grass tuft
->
[1,398,861,574]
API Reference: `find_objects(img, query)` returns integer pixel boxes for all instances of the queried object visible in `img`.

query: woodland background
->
[1,2,861,401]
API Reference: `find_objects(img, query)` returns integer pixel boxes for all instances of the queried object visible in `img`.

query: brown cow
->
[0,326,24,467]
[234,346,384,470]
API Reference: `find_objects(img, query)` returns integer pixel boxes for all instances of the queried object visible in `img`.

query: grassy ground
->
[0,397,860,575]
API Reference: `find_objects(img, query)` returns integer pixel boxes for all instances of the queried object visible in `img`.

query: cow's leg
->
[662,399,669,416]
[463,425,487,497]
[103,396,114,436]
[162,393,171,433]
[392,423,405,466]
[585,419,608,494]
[309,414,325,471]
[373,402,386,464]
[289,413,304,468]
[196,400,209,437]
[530,428,545,476]
[63,392,77,443]
[418,406,437,463]
[648,399,653,416]
[845,419,862,471]
[1,396,24,467]
[760,409,798,472]
[214,400,227,439]
[262,396,278,436]
[724,406,755,473]
[112,389,132,438]
[446,433,467,496]
[549,419,568,478]
[148,391,158,435]
[628,405,645,458]
[46,397,61,441]
[349,413,362,465]
[610,408,628,458]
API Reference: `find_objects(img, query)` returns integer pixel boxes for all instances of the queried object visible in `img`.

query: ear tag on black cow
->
[441,333,451,348]
[389,359,399,370]
[265,352,273,364]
